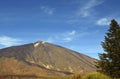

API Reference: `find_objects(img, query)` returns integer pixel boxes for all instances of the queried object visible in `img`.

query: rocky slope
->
[0,41,97,77]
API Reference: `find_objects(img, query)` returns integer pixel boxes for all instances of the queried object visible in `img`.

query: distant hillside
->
[0,41,97,77]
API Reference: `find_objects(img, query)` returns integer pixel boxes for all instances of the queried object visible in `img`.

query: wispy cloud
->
[40,6,55,15]
[46,30,88,43]
[46,30,77,43]
[60,30,77,42]
[96,18,110,26]
[67,0,105,25]
[0,36,22,47]
[46,37,55,43]
[77,0,104,17]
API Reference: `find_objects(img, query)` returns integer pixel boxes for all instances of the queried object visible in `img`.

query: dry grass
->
[82,72,111,79]
[68,72,111,79]
[0,72,113,79]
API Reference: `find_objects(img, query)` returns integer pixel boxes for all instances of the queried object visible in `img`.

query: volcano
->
[0,41,97,77]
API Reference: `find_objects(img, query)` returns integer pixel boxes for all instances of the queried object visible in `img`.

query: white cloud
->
[40,6,54,15]
[69,30,76,35]
[96,18,110,26]
[0,36,22,47]
[62,37,72,42]
[46,37,54,43]
[59,30,77,42]
[67,0,105,25]
[46,30,77,43]
[46,30,88,43]
[77,0,104,17]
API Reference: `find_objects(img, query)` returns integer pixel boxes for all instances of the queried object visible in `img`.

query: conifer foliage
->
[98,19,120,78]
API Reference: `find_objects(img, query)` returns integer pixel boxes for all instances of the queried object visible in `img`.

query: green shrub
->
[82,72,111,79]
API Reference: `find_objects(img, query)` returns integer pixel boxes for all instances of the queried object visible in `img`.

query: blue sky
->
[0,0,120,59]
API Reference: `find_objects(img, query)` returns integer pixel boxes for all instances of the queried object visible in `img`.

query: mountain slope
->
[0,41,97,77]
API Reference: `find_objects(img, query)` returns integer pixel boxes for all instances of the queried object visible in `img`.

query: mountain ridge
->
[0,41,97,77]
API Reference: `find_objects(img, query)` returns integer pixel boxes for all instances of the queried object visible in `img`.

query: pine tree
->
[98,19,120,78]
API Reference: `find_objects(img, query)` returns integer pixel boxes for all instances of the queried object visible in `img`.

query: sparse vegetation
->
[0,72,112,79]
[69,72,111,79]
[70,74,82,79]
[82,72,111,79]
[0,75,69,79]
